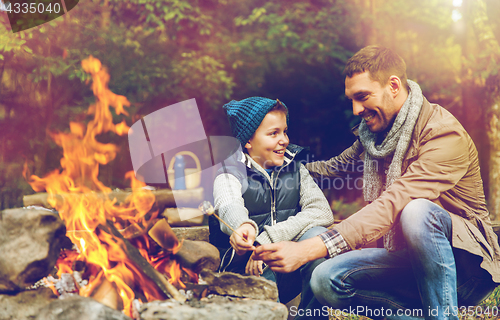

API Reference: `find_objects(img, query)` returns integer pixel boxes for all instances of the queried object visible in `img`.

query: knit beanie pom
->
[223,97,289,146]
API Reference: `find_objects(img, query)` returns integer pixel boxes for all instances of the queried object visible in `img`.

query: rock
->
[0,207,66,292]
[172,226,209,242]
[200,269,279,302]
[174,240,220,273]
[34,295,132,320]
[138,296,288,320]
[0,288,58,320]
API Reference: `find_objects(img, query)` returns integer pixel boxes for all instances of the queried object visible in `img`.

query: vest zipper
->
[270,164,286,226]
[270,171,276,225]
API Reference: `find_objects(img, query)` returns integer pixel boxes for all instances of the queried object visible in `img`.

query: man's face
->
[345,71,399,133]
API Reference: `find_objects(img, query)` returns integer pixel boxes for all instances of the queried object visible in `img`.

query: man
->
[254,45,500,320]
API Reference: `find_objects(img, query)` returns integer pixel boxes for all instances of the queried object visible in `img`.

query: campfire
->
[19,56,200,316]
[0,56,287,320]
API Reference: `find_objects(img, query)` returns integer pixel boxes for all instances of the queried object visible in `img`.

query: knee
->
[299,226,329,241]
[400,198,451,240]
[400,199,434,227]
[310,260,347,307]
[310,262,332,306]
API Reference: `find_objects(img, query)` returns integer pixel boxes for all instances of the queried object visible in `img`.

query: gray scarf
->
[358,79,423,250]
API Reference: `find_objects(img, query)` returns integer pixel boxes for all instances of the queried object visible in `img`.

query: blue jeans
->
[310,199,497,320]
[263,226,328,310]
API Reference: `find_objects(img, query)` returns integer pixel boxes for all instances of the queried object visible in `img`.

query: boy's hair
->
[270,99,288,116]
[343,45,408,90]
[223,97,289,146]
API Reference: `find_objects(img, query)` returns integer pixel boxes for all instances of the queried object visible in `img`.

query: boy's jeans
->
[262,226,328,310]
[309,199,497,320]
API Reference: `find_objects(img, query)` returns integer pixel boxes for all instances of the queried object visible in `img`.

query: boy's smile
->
[245,110,289,169]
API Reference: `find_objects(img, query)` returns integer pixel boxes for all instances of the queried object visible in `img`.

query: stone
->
[138,296,288,320]
[0,288,57,320]
[200,269,279,302]
[34,295,132,320]
[0,207,66,292]
[174,240,220,273]
[172,226,209,242]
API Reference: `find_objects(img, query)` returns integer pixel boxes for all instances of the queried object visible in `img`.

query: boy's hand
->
[245,252,264,276]
[230,223,256,255]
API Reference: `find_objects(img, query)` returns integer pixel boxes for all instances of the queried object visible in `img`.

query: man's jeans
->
[310,199,497,320]
[262,226,328,309]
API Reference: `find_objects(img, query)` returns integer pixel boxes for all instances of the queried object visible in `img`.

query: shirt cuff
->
[319,229,350,258]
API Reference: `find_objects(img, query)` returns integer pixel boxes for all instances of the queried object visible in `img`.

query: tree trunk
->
[487,102,500,221]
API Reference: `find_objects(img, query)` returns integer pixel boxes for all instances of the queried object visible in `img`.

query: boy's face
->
[245,110,289,169]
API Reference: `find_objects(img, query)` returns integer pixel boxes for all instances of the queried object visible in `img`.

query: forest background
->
[1,0,500,226]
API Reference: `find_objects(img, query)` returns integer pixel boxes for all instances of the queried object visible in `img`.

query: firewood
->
[173,240,220,273]
[97,221,186,303]
[90,277,123,310]
[147,219,179,253]
[23,188,204,211]
[172,226,209,242]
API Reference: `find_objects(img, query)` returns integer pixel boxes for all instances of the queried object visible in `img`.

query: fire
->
[24,56,189,316]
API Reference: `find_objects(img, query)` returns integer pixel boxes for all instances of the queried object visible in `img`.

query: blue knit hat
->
[223,97,289,146]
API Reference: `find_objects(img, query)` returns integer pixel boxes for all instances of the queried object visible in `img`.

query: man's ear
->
[388,75,402,97]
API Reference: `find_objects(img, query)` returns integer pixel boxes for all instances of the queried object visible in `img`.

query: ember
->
[23,56,195,317]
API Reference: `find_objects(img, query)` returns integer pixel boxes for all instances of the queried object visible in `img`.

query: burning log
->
[163,208,204,227]
[23,188,205,212]
[148,219,219,273]
[98,221,186,303]
[173,240,220,273]
[90,277,123,311]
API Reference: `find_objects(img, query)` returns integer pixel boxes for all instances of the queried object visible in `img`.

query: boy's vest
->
[209,145,305,267]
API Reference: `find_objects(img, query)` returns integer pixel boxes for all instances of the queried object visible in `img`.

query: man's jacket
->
[306,98,500,283]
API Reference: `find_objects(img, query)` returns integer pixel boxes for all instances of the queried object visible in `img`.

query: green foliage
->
[1,0,500,210]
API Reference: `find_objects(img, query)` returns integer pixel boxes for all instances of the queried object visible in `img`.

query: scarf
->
[358,79,423,251]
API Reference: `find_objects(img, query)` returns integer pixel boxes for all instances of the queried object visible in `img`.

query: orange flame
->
[23,56,186,316]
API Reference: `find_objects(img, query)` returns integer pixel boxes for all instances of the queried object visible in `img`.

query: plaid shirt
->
[319,229,351,258]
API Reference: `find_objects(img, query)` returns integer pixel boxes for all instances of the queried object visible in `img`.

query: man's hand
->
[245,252,264,276]
[253,241,307,273]
[230,223,256,255]
[253,236,328,273]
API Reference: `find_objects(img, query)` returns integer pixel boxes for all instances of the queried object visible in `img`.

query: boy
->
[209,96,334,307]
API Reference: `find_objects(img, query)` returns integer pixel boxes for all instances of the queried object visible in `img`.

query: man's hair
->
[343,45,408,89]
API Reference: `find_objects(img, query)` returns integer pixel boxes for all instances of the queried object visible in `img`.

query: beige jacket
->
[306,99,500,283]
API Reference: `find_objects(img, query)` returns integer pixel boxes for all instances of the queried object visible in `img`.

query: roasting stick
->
[199,201,249,243]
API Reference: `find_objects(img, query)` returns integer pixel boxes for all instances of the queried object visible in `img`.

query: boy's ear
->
[244,142,252,150]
